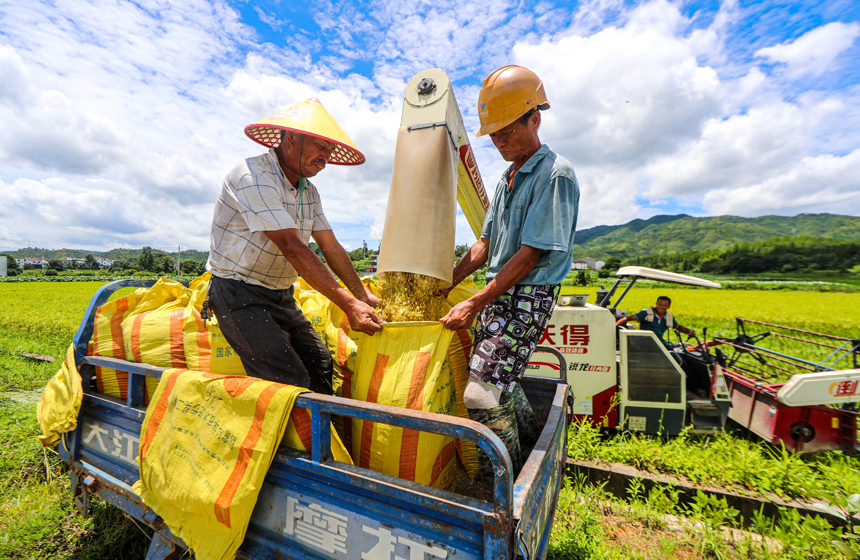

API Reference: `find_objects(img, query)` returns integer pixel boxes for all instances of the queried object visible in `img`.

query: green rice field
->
[1,280,859,559]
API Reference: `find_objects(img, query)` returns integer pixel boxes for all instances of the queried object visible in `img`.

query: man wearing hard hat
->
[206,98,383,394]
[441,66,579,477]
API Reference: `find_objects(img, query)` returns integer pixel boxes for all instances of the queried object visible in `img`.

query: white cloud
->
[0,0,858,255]
[702,148,860,216]
[756,21,860,78]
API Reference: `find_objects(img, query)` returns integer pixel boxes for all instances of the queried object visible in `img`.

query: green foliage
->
[573,213,860,260]
[814,494,860,558]
[181,259,205,274]
[568,421,860,503]
[138,246,154,271]
[46,259,64,272]
[625,236,860,275]
[352,257,373,272]
[455,244,469,257]
[44,269,58,276]
[547,476,606,559]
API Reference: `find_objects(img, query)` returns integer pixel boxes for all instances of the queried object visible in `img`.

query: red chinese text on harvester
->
[540,325,589,353]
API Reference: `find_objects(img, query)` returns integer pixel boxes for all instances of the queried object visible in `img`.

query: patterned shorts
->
[467,284,560,392]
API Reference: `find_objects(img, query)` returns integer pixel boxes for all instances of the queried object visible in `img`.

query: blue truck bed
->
[57,280,572,560]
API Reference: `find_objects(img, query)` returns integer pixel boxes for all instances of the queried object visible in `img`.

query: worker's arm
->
[264,229,382,335]
[311,229,380,307]
[676,324,696,337]
[440,238,490,298]
[440,244,541,330]
[616,316,637,328]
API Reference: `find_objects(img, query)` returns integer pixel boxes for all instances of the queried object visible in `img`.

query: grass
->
[560,285,860,338]
[547,474,849,560]
[568,422,860,502]
[0,282,152,559]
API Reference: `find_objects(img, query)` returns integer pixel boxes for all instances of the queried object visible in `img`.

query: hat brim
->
[244,125,365,166]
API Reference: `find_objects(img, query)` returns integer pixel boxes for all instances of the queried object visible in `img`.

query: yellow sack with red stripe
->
[297,276,481,483]
[339,322,458,491]
[37,344,82,447]
[133,370,352,560]
[90,275,246,404]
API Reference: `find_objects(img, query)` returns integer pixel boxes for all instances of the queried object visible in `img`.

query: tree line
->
[1,246,207,277]
[618,236,860,275]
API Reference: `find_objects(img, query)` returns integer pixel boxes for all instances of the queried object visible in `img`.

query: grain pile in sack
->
[295,275,482,485]
[133,370,351,560]
[90,274,245,403]
[37,344,82,447]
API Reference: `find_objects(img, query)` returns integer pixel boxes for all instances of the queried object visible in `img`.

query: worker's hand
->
[440,300,480,331]
[363,290,380,308]
[346,299,384,335]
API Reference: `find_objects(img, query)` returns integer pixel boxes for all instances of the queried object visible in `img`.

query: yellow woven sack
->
[133,370,306,560]
[121,278,191,400]
[343,322,458,491]
[184,275,246,376]
[443,279,481,481]
[445,328,480,480]
[298,277,481,482]
[91,284,152,400]
[91,276,247,403]
[294,279,332,341]
[37,344,82,447]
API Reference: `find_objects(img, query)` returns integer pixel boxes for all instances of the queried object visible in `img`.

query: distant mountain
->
[2,247,209,263]
[572,213,860,259]
[4,213,859,263]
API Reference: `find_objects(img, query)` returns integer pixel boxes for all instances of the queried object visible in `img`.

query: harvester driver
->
[615,296,696,348]
[440,66,579,477]
[206,98,383,395]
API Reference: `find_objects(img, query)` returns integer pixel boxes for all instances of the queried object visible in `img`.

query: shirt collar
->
[501,144,551,182]
[518,144,551,174]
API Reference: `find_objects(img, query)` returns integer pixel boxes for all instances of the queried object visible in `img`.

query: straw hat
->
[244,98,365,166]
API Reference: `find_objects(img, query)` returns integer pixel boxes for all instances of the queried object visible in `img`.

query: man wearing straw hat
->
[441,66,579,477]
[206,98,383,394]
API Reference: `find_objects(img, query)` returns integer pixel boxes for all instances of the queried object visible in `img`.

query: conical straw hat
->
[244,98,365,166]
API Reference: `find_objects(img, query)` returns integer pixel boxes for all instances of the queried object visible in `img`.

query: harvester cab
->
[527,266,731,435]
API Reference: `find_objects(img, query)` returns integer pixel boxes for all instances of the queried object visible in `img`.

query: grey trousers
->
[208,275,333,394]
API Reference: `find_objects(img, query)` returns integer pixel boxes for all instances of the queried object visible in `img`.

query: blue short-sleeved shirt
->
[481,145,579,285]
[634,310,684,347]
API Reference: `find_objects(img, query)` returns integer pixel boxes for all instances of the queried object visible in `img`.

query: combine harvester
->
[528,266,860,453]
[48,69,573,560]
[712,319,860,454]
[527,266,731,435]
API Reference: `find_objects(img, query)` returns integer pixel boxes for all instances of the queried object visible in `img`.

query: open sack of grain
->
[295,274,481,489]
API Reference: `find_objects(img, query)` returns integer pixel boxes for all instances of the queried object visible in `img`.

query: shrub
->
[45,270,58,276]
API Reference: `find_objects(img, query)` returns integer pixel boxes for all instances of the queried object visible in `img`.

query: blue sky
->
[0,0,858,253]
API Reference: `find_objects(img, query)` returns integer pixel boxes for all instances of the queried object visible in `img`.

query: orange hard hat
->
[476,65,550,137]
